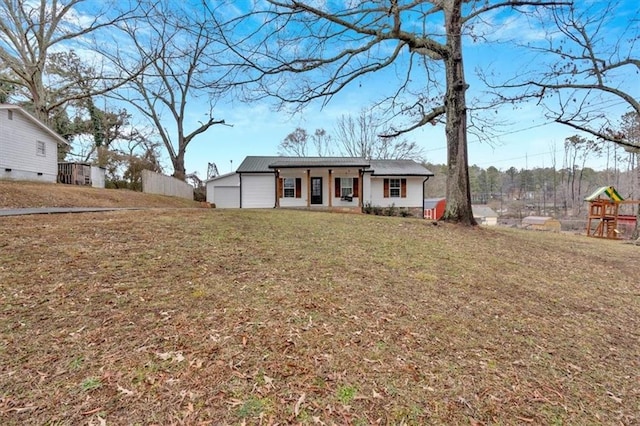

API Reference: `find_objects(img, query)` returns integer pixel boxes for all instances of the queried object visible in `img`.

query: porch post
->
[306,169,311,208]
[275,170,280,208]
[328,169,333,208]
[358,169,363,208]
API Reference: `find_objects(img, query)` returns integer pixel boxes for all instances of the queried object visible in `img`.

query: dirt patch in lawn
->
[0,180,202,208]
[1,209,638,424]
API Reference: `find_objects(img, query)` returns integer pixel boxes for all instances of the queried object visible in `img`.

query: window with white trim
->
[389,178,401,197]
[8,110,13,120]
[36,140,46,157]
[283,177,295,197]
[340,177,353,197]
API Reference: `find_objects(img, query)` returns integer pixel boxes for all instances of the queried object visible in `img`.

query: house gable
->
[0,104,67,182]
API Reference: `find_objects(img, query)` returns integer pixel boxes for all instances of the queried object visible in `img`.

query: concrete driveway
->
[0,207,144,217]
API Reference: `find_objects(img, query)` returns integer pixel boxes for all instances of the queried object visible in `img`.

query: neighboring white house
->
[472,204,499,226]
[206,156,434,215]
[0,104,68,183]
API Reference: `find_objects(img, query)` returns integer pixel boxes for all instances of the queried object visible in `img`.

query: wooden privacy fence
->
[141,170,194,200]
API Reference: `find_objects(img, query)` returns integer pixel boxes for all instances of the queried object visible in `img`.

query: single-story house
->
[472,204,499,226]
[206,156,434,215]
[0,104,69,183]
[424,197,446,220]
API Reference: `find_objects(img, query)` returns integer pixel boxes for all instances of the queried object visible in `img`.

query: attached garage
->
[240,173,275,208]
[206,172,240,208]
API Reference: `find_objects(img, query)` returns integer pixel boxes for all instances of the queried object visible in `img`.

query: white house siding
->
[206,173,240,208]
[368,176,424,208]
[278,170,308,208]
[0,108,59,182]
[241,173,275,208]
[483,217,498,226]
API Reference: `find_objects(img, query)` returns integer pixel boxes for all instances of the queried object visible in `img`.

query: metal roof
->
[368,159,434,176]
[424,198,446,209]
[268,157,370,169]
[236,156,283,173]
[205,171,237,183]
[236,156,432,176]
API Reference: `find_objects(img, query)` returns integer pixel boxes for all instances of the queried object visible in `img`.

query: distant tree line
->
[425,132,639,220]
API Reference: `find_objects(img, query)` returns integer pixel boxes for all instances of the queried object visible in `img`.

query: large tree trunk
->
[172,149,186,181]
[440,1,476,226]
[633,152,640,240]
[29,75,48,123]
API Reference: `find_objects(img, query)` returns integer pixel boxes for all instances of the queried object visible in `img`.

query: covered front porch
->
[269,158,370,211]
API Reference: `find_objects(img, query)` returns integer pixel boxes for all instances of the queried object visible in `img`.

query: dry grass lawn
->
[1,204,639,424]
[0,180,202,209]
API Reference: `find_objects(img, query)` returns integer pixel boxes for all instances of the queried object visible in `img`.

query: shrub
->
[385,203,397,216]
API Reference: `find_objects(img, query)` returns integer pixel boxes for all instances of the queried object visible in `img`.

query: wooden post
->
[306,169,311,208]
[328,169,332,208]
[275,170,280,208]
[358,169,363,208]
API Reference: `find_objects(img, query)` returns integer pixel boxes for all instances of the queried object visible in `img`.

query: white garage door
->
[214,186,240,208]
[242,174,275,208]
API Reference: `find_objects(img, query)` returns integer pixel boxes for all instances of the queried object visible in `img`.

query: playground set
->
[585,186,639,239]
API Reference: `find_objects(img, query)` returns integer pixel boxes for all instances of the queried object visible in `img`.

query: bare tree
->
[107,0,230,180]
[279,128,310,156]
[223,0,568,225]
[279,127,334,156]
[335,109,425,161]
[0,0,138,122]
[311,129,334,157]
[486,1,638,150]
[619,111,640,238]
[497,1,638,235]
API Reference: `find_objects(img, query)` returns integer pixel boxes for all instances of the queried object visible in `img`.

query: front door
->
[310,177,323,205]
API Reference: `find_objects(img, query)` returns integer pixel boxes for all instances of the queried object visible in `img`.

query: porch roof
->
[236,156,433,176]
[268,157,370,169]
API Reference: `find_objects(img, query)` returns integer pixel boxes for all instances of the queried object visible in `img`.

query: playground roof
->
[585,186,624,202]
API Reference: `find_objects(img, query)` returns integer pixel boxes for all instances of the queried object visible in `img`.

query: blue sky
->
[112,0,639,179]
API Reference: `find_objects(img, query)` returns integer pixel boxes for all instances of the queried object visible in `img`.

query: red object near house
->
[424,198,446,220]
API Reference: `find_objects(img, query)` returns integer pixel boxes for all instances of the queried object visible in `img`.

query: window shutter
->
[335,177,341,198]
[278,178,283,199]
[383,179,389,198]
[401,178,407,198]
[295,178,302,198]
[353,177,359,197]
